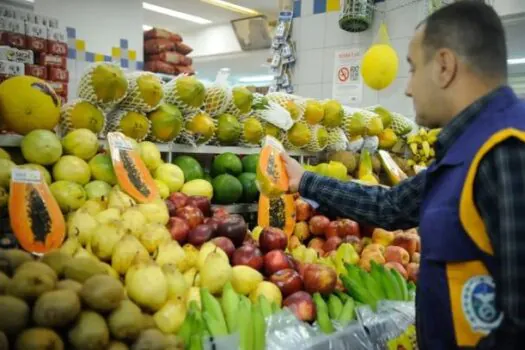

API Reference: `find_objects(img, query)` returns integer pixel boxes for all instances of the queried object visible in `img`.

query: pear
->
[162,264,189,301]
[181,244,199,272]
[183,268,198,287]
[185,287,201,309]
[112,235,149,275]
[249,281,282,307]
[90,223,124,261]
[108,187,135,212]
[139,224,171,254]
[95,208,121,225]
[155,241,185,268]
[200,251,232,294]
[60,237,81,257]
[153,299,187,334]
[125,262,168,312]
[231,266,263,296]
[197,242,228,270]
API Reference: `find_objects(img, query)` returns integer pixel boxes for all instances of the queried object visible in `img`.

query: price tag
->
[11,168,41,184]
[107,132,133,151]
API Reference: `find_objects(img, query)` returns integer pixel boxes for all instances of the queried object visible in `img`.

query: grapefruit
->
[21,130,63,165]
[181,179,213,200]
[212,174,242,204]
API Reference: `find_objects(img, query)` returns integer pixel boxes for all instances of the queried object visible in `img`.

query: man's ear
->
[433,48,458,88]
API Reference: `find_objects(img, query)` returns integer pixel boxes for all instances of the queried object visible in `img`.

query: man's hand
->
[282,153,305,193]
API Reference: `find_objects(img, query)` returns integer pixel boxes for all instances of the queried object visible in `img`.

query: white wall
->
[34,0,144,60]
[182,23,242,57]
[494,0,525,17]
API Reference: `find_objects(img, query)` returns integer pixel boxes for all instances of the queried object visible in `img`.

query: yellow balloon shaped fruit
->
[361,44,399,90]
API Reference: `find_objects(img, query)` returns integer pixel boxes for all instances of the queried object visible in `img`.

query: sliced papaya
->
[258,193,296,237]
[9,168,66,254]
[256,136,289,198]
[377,150,407,185]
[107,132,158,203]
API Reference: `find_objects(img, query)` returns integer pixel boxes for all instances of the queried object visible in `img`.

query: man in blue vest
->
[283,1,525,349]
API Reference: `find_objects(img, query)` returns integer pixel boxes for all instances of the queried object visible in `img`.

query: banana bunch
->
[406,128,441,167]
[339,261,415,311]
[313,291,357,334]
[178,283,278,350]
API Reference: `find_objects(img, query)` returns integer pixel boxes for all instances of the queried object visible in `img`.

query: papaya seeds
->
[0,295,30,335]
[0,249,33,276]
[41,250,72,277]
[16,261,58,282]
[15,328,64,350]
[33,289,81,327]
[131,328,167,350]
[63,256,106,282]
[68,311,110,350]
[108,300,144,341]
[80,274,125,312]
[7,269,56,301]
[56,279,83,294]
[0,272,9,294]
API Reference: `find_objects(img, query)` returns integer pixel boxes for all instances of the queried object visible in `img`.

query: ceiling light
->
[508,58,525,65]
[201,0,259,16]
[238,75,274,83]
[142,25,153,31]
[143,2,212,25]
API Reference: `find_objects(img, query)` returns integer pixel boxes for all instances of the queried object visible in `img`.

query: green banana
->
[341,274,377,308]
[238,296,254,350]
[258,295,273,319]
[200,288,228,335]
[203,311,229,337]
[190,309,204,350]
[360,269,385,301]
[407,281,417,301]
[335,291,351,303]
[391,269,409,301]
[379,265,402,300]
[327,294,343,320]
[344,262,361,283]
[370,261,388,297]
[313,293,334,334]
[338,297,356,326]
[221,281,240,333]
[177,310,193,347]
[252,302,266,350]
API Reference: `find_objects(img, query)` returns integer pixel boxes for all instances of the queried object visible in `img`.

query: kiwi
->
[56,279,83,294]
[0,331,8,350]
[108,300,144,341]
[6,269,56,301]
[141,313,156,329]
[131,328,167,350]
[33,289,81,327]
[16,261,58,282]
[0,249,33,276]
[0,295,30,335]
[80,274,125,312]
[63,257,106,283]
[15,328,64,350]
[0,272,9,294]
[108,341,130,350]
[41,250,72,277]
[68,311,110,350]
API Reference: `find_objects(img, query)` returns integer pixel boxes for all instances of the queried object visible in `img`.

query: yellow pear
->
[231,265,264,295]
[183,268,198,286]
[193,273,200,287]
[186,287,201,309]
[155,240,185,267]
[181,244,199,272]
[153,299,186,334]
[200,251,232,294]
[197,242,228,270]
[249,281,282,307]
[162,264,189,302]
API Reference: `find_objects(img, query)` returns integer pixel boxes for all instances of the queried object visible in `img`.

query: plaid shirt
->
[299,86,525,349]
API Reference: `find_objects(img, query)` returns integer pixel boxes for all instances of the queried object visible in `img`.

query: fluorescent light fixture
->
[142,2,212,25]
[238,75,274,83]
[508,58,525,65]
[201,0,259,16]
[142,25,153,31]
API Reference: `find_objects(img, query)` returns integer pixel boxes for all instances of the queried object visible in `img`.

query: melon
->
[53,155,91,185]
[61,128,99,160]
[154,163,184,193]
[212,174,242,204]
[147,104,183,142]
[88,154,117,185]
[181,179,213,200]
[172,155,203,182]
[0,76,60,135]
[138,141,163,172]
[50,180,87,213]
[60,99,105,134]
[21,129,63,165]
[361,44,398,90]
[84,180,112,200]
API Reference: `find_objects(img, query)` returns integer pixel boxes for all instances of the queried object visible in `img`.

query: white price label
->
[11,168,42,184]
[107,132,133,151]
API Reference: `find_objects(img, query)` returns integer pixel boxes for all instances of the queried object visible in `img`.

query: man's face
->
[405,28,444,128]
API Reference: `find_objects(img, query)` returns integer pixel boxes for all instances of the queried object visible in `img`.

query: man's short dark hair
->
[419,1,507,79]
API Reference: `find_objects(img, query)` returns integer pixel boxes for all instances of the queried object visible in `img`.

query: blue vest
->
[417,87,525,349]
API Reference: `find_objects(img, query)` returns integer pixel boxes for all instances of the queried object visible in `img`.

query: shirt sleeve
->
[298,170,425,230]
[473,138,525,349]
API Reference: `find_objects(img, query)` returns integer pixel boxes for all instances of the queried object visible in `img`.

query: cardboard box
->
[14,10,31,23]
[0,17,24,34]
[45,17,59,29]
[47,40,67,56]
[0,46,16,61]
[0,18,26,49]
[0,60,24,76]
[48,66,68,82]
[26,22,47,39]
[0,7,15,19]
[15,49,33,64]
[47,27,66,43]
[39,53,66,69]
[47,81,68,96]
[25,64,47,80]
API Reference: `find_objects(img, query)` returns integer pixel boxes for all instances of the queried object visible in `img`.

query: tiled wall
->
[292,0,425,118]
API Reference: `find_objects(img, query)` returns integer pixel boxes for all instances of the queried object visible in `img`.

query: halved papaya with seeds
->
[9,178,65,254]
[258,193,296,237]
[256,136,289,198]
[108,133,158,203]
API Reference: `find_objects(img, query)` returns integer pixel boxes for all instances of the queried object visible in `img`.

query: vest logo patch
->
[462,275,503,334]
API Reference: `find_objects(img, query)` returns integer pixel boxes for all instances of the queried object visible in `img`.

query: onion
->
[137,199,169,225]
[140,223,171,254]
[126,261,168,311]
[162,264,189,301]
[67,210,98,246]
[90,223,124,261]
[121,208,147,238]
[112,235,150,275]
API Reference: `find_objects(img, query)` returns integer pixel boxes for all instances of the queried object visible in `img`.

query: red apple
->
[217,215,248,247]
[342,235,364,254]
[212,207,229,219]
[259,227,288,253]
[232,244,264,271]
[165,199,177,217]
[203,217,220,235]
[186,196,211,217]
[338,219,360,237]
[385,262,408,279]
[384,246,410,266]
[293,221,311,242]
[309,215,330,236]
[283,291,316,322]
[323,236,342,253]
[264,249,293,276]
[308,238,325,256]
[295,198,313,222]
[295,262,312,280]
[303,264,337,295]
[406,263,419,282]
[211,237,235,259]
[243,234,258,247]
[324,221,340,239]
[392,232,419,257]
[187,224,214,246]
[270,268,303,297]
[288,235,301,251]
[167,217,190,244]
[176,206,204,229]
[168,192,188,210]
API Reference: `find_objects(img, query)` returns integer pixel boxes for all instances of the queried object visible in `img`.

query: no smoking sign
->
[338,67,349,82]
